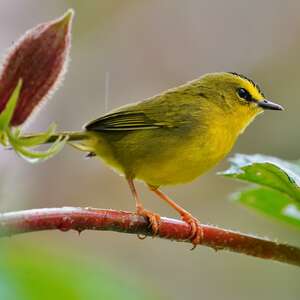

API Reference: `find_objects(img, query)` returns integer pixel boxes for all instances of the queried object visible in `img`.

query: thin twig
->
[0,207,299,267]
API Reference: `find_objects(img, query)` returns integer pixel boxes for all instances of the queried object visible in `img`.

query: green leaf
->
[6,125,68,163]
[221,153,300,203]
[0,79,22,132]
[233,187,300,229]
[14,123,57,147]
[8,132,67,163]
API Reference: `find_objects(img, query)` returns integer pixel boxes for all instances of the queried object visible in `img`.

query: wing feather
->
[85,111,168,131]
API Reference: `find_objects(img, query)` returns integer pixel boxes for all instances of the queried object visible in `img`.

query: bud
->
[0,9,73,126]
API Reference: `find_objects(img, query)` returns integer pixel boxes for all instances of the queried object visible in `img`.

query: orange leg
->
[149,186,203,248]
[127,178,161,236]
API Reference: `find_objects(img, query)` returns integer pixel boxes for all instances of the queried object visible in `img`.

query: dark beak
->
[257,99,284,111]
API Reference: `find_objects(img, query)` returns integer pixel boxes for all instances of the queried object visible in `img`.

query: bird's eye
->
[237,88,252,102]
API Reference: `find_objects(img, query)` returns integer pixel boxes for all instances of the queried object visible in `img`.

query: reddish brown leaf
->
[0,9,73,126]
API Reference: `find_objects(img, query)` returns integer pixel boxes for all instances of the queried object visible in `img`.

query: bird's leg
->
[127,178,161,236]
[149,186,203,248]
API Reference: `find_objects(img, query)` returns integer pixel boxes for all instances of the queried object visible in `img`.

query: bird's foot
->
[136,206,161,237]
[181,212,203,249]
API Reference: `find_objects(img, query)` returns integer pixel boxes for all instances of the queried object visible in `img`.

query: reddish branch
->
[0,207,299,267]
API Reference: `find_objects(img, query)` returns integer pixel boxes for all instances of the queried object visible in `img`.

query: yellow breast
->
[133,123,237,187]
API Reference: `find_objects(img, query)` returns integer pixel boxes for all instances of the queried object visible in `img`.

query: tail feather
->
[21,130,98,155]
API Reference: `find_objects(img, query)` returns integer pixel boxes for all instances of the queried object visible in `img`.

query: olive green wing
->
[85,110,170,131]
[85,90,197,132]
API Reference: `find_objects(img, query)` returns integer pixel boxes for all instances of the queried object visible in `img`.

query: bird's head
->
[195,72,283,133]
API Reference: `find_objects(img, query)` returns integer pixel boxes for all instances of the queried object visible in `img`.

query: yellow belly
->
[89,124,237,187]
[135,128,235,186]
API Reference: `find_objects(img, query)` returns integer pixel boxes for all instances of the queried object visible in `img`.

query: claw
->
[137,207,161,237]
[181,213,203,249]
[137,234,147,240]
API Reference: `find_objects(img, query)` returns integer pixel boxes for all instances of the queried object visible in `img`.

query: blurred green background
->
[0,0,299,299]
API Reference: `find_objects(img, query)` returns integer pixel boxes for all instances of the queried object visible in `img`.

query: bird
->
[41,72,285,246]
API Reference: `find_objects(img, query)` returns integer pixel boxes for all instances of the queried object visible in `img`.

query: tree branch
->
[0,207,299,267]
